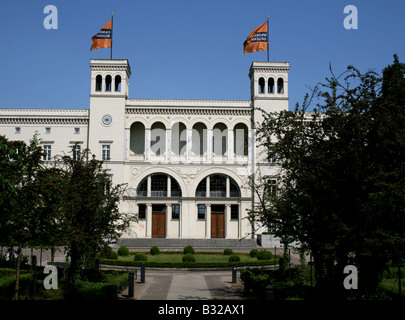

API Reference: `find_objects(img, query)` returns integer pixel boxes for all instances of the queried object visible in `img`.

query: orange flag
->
[243,21,268,54]
[91,19,112,51]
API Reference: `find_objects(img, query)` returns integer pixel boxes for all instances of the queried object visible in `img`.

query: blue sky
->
[1,0,404,110]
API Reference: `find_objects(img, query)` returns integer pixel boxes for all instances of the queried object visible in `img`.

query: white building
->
[0,59,289,242]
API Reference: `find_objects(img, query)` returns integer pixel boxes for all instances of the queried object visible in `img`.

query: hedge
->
[100,258,274,268]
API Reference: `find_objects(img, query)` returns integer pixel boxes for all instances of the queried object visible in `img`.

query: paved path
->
[119,270,248,300]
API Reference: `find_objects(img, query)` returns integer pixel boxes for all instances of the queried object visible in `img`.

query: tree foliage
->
[254,55,405,299]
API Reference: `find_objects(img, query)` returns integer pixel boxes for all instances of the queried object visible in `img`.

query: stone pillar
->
[166,129,171,162]
[205,204,211,239]
[225,204,231,239]
[227,129,234,163]
[146,204,152,238]
[145,128,151,160]
[186,128,192,163]
[147,175,151,197]
[207,129,213,163]
[226,176,230,198]
[166,204,172,238]
[167,175,171,198]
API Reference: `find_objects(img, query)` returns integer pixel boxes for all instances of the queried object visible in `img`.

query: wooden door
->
[211,205,225,238]
[152,212,166,238]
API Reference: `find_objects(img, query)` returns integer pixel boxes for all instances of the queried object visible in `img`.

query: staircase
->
[116,238,258,249]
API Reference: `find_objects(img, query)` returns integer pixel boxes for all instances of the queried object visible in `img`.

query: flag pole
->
[110,12,114,59]
[267,16,269,62]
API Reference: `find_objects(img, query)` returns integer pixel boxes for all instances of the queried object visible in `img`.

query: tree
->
[51,146,135,282]
[254,55,405,299]
[0,134,44,300]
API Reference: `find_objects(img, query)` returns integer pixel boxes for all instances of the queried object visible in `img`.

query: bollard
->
[140,262,145,283]
[265,284,274,300]
[232,263,237,283]
[128,271,134,297]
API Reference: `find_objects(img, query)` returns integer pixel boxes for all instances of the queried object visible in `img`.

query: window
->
[197,204,206,220]
[137,178,147,196]
[268,146,276,163]
[258,77,265,94]
[266,179,277,197]
[72,145,81,161]
[277,78,284,94]
[45,127,51,134]
[172,204,180,220]
[115,75,121,92]
[210,174,227,198]
[138,204,146,220]
[74,127,80,134]
[15,127,21,134]
[196,178,206,197]
[151,174,167,197]
[171,178,182,197]
[95,75,102,91]
[268,77,275,93]
[102,145,110,161]
[105,75,112,92]
[231,204,239,220]
[43,145,51,161]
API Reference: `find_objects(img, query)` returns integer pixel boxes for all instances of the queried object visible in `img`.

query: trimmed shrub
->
[223,248,233,255]
[150,246,160,255]
[228,254,240,262]
[134,253,148,262]
[182,253,196,263]
[249,249,259,258]
[101,246,118,259]
[183,245,195,254]
[117,246,129,257]
[257,250,272,260]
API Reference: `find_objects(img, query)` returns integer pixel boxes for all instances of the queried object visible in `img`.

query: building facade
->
[0,59,289,240]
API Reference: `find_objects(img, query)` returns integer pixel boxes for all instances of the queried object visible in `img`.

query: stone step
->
[116,238,258,249]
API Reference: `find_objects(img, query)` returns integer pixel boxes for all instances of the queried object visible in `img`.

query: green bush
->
[134,253,148,262]
[150,246,160,255]
[228,254,240,262]
[223,248,233,255]
[183,245,195,254]
[182,253,196,263]
[257,250,272,260]
[117,246,129,257]
[249,249,259,258]
[101,246,118,259]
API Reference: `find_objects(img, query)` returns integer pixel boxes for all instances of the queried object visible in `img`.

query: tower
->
[88,59,131,185]
[249,61,289,114]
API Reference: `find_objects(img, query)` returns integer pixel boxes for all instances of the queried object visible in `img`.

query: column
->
[125,128,130,160]
[145,128,151,160]
[207,129,213,163]
[166,128,171,162]
[226,176,230,198]
[227,129,234,163]
[166,204,172,238]
[186,128,192,163]
[205,204,211,239]
[206,176,210,198]
[147,175,151,197]
[167,175,171,197]
[179,203,183,238]
[225,204,231,239]
[146,204,152,238]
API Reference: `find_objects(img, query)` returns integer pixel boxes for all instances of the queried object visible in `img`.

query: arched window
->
[258,77,265,94]
[192,122,207,159]
[213,123,227,158]
[151,122,166,157]
[95,75,102,92]
[277,78,284,94]
[195,174,241,198]
[234,123,249,157]
[105,75,112,92]
[130,122,145,155]
[136,173,182,197]
[171,122,187,158]
[114,75,121,92]
[268,77,275,94]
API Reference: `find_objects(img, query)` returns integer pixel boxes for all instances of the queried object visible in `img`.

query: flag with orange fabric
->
[243,21,268,54]
[90,19,112,51]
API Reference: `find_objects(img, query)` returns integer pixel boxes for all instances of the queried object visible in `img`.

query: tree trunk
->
[14,244,22,300]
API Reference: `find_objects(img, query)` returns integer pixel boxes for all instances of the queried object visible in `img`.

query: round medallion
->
[102,115,112,126]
